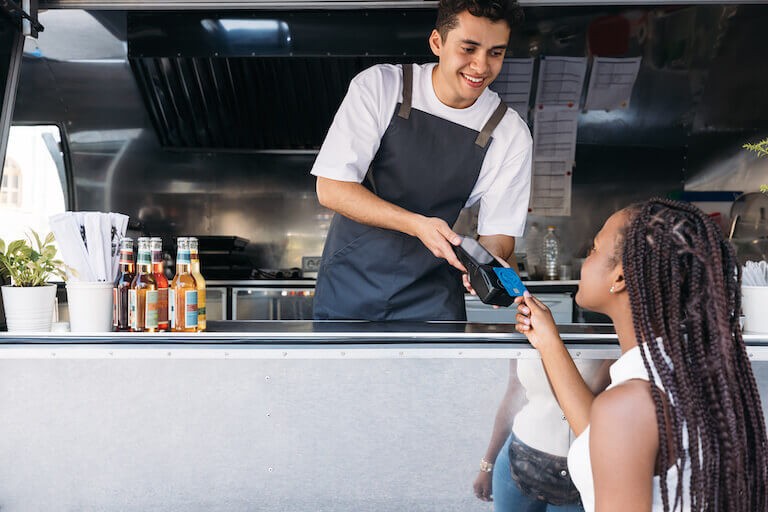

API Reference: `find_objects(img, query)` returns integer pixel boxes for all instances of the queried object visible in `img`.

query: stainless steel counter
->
[0,322,766,359]
[0,321,766,511]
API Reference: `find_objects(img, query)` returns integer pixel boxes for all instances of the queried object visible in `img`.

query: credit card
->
[492,267,528,297]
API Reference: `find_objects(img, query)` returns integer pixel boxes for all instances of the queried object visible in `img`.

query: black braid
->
[619,198,768,511]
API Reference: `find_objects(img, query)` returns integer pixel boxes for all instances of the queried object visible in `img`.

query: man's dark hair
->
[435,0,524,41]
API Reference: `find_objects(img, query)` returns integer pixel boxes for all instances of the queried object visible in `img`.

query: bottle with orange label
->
[113,237,134,332]
[129,237,159,332]
[170,237,198,332]
[150,237,169,331]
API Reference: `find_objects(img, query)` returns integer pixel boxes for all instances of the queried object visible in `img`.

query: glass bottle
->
[113,238,134,332]
[170,237,198,332]
[150,237,169,332]
[542,226,560,281]
[189,237,206,332]
[130,237,159,332]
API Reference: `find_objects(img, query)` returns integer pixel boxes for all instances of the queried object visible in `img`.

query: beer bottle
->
[189,237,207,331]
[113,237,134,332]
[170,237,198,332]
[150,237,169,331]
[130,237,159,332]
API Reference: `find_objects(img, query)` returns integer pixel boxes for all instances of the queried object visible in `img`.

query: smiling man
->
[311,0,532,321]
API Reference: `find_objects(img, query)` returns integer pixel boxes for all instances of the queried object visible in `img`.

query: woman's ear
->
[429,29,443,57]
[611,271,627,294]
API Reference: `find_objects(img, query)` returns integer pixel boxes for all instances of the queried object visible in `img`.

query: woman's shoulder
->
[591,380,659,450]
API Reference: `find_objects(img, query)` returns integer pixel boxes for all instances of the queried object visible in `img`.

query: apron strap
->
[397,64,414,120]
[475,100,508,148]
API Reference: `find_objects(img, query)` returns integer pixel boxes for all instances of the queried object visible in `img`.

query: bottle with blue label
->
[170,237,198,332]
[130,237,159,332]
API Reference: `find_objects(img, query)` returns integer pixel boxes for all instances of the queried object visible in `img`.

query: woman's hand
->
[473,470,493,502]
[514,291,561,350]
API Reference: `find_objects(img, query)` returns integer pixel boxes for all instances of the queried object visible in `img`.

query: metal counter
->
[0,322,767,511]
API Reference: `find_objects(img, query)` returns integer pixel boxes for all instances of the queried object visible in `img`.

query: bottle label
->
[119,249,133,265]
[137,252,151,265]
[128,289,137,330]
[157,288,169,326]
[145,290,159,329]
[169,289,175,329]
[113,288,118,327]
[185,290,198,328]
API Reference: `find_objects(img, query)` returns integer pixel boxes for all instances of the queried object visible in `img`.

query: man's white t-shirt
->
[310,62,533,237]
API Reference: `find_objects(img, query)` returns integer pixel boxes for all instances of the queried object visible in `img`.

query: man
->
[311,0,532,321]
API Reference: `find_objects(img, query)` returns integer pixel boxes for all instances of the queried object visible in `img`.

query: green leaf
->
[30,230,43,253]
[44,232,55,246]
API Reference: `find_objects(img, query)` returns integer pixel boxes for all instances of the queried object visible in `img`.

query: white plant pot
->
[1,284,57,332]
[742,286,768,334]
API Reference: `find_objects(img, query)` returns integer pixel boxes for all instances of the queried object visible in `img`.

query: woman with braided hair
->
[514,198,768,511]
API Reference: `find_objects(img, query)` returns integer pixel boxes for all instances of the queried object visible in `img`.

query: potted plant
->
[743,138,768,193]
[0,230,67,332]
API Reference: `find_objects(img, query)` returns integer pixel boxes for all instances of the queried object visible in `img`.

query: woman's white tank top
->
[567,344,692,511]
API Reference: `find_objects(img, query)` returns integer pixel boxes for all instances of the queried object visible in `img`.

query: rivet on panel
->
[265,376,271,381]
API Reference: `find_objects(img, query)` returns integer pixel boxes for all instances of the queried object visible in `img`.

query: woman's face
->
[575,210,628,314]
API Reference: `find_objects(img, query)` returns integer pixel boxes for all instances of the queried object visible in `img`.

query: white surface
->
[743,286,768,334]
[0,351,764,512]
[309,63,533,237]
[66,281,114,332]
[0,284,56,332]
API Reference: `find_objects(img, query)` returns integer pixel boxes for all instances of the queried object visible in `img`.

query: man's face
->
[429,11,511,109]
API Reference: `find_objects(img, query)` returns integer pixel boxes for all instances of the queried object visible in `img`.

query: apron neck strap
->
[397,64,414,120]
[475,100,508,148]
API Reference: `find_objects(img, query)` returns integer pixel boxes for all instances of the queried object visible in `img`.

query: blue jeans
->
[492,434,585,512]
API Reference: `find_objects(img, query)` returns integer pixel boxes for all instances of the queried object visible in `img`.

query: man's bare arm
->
[479,235,517,269]
[316,176,465,271]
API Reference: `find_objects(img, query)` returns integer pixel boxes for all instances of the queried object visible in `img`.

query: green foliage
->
[743,138,768,158]
[743,139,768,193]
[0,230,67,287]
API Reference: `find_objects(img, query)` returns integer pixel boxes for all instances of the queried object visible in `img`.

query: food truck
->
[0,0,766,509]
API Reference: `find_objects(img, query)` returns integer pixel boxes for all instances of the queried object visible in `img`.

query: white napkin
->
[743,260,768,287]
[48,211,129,283]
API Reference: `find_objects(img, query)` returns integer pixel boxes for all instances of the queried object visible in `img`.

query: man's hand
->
[411,216,466,272]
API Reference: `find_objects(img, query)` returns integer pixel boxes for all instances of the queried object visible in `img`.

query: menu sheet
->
[529,160,572,217]
[535,56,588,107]
[490,58,534,121]
[532,105,579,163]
[584,57,642,111]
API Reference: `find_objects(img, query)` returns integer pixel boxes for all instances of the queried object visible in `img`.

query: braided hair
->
[620,198,768,511]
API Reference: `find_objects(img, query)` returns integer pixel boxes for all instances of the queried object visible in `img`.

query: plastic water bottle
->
[542,226,560,281]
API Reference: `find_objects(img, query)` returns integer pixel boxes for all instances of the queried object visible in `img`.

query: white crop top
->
[567,344,692,511]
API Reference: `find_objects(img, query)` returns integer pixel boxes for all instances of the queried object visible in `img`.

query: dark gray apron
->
[313,64,508,321]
